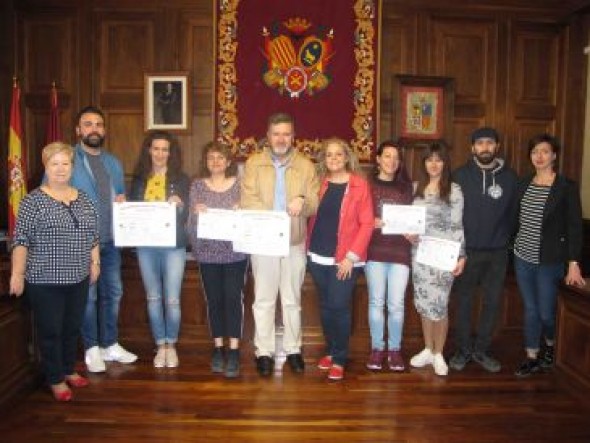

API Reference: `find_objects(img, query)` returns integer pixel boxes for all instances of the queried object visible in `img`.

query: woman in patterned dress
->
[408,142,465,376]
[187,141,248,378]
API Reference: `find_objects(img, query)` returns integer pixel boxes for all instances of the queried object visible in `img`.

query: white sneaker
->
[433,353,449,376]
[153,347,166,368]
[410,348,434,368]
[85,346,106,373]
[166,347,179,368]
[101,343,138,364]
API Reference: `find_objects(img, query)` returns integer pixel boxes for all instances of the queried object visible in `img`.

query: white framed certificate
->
[382,204,426,235]
[415,236,460,272]
[113,202,176,247]
[196,208,239,241]
[232,210,290,257]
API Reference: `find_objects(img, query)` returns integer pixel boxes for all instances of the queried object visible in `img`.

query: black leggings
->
[199,260,248,339]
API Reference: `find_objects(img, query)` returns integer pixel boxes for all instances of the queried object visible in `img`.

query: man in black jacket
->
[450,127,519,372]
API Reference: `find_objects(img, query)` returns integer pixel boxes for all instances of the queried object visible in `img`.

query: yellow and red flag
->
[45,82,62,144]
[8,79,27,237]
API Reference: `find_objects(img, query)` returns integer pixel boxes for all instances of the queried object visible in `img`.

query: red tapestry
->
[215,0,380,161]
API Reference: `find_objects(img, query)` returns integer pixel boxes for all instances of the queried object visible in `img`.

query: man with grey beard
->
[449,127,518,373]
[70,106,137,373]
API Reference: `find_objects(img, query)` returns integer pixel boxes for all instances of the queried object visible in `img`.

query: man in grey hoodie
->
[449,127,518,372]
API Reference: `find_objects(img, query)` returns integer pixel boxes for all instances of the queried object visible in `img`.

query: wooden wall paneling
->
[556,284,590,391]
[20,14,77,184]
[104,110,145,175]
[558,14,588,182]
[379,11,418,141]
[96,12,157,177]
[428,16,499,164]
[507,22,560,175]
[178,7,215,178]
[97,15,155,95]
[0,260,36,411]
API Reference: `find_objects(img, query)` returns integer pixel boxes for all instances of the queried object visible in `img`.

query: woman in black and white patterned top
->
[9,142,99,402]
[513,134,585,378]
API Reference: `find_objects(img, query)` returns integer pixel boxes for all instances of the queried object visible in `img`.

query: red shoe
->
[317,355,333,370]
[51,384,73,402]
[327,364,344,381]
[65,374,90,388]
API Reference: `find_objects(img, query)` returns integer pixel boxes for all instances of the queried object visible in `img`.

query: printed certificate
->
[113,202,176,247]
[381,204,426,235]
[233,210,290,257]
[196,208,239,241]
[415,236,460,272]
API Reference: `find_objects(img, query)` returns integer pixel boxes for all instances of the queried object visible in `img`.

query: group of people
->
[8,107,585,401]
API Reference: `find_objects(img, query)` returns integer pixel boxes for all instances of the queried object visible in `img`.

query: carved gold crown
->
[283,17,311,35]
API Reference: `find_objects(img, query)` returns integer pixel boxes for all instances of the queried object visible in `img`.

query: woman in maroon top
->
[364,140,413,371]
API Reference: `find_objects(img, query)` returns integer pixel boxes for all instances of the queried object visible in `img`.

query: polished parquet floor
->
[1,341,589,443]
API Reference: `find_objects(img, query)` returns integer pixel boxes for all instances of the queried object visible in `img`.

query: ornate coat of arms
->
[261,18,335,98]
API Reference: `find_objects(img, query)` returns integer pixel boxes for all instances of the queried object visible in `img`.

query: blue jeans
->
[82,241,123,349]
[137,247,186,345]
[308,261,360,366]
[365,261,409,351]
[514,255,564,351]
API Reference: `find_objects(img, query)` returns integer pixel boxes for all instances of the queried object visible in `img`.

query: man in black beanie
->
[449,126,518,372]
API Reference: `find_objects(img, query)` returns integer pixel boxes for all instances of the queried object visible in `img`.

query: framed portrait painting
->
[144,72,191,133]
[393,75,454,146]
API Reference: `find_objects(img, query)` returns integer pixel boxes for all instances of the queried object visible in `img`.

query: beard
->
[82,133,105,149]
[475,151,495,165]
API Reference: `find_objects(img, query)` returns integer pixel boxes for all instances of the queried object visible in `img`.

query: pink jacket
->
[307,174,374,262]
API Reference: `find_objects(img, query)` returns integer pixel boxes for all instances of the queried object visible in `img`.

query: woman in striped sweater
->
[513,134,585,377]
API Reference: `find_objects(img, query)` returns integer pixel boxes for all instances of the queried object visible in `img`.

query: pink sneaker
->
[317,355,333,370]
[387,350,405,371]
[366,349,385,370]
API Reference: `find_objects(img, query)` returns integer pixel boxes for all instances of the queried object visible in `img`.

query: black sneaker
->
[449,350,471,371]
[211,346,224,373]
[472,352,501,373]
[540,345,554,369]
[255,356,274,377]
[225,349,240,378]
[515,358,541,377]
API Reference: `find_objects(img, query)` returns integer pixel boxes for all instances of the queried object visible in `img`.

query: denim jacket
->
[70,143,126,204]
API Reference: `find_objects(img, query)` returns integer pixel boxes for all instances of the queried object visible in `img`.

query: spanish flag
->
[8,79,27,237]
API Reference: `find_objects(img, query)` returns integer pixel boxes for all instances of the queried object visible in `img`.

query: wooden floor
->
[1,340,590,443]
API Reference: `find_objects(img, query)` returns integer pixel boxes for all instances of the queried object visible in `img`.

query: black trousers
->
[199,260,248,340]
[453,249,508,354]
[26,278,89,385]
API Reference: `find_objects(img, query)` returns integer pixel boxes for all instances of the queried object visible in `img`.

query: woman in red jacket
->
[307,138,374,380]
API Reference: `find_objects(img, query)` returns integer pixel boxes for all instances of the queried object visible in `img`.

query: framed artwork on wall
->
[144,72,191,133]
[393,75,454,146]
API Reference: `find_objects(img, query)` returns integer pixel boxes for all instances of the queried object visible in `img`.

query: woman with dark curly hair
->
[129,130,190,368]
